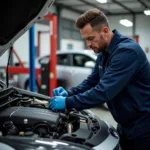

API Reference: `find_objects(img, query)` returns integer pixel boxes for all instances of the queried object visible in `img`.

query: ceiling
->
[54,0,150,15]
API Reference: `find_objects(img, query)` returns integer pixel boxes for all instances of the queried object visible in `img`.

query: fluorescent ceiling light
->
[119,19,133,27]
[144,9,150,15]
[96,0,107,3]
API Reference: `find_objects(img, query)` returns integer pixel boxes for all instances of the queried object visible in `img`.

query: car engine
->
[0,87,119,150]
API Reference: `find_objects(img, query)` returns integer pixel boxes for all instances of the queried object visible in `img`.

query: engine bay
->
[0,87,119,149]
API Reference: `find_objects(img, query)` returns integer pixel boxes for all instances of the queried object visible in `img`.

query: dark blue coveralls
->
[66,30,150,149]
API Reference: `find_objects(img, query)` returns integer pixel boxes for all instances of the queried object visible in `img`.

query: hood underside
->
[0,0,55,56]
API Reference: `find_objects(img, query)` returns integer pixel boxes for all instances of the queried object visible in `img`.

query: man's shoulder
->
[116,39,147,65]
[117,38,143,54]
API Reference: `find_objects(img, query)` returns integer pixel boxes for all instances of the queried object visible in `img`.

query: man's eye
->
[88,37,94,40]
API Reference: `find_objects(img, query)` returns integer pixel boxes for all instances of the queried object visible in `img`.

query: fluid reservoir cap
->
[19,131,24,136]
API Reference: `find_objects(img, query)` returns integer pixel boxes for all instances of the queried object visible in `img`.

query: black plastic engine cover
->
[0,107,60,128]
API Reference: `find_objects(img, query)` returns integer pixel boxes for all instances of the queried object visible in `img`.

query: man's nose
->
[86,41,92,49]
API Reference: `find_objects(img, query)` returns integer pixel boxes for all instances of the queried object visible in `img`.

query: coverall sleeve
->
[66,48,140,110]
[67,55,100,96]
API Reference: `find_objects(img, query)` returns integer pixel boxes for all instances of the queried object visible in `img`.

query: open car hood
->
[0,0,55,56]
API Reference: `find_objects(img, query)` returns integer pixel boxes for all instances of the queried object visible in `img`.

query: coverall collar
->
[106,29,121,54]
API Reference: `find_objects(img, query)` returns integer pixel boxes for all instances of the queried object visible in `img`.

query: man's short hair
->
[76,8,110,30]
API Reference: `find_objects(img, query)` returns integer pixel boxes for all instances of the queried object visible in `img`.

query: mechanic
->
[49,8,150,150]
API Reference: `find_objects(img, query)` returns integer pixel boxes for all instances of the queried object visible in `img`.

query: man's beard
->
[92,47,105,53]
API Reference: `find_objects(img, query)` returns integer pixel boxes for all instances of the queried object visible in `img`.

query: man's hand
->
[52,87,68,97]
[49,96,66,111]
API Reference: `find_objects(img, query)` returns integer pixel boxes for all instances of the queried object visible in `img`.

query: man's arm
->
[67,54,101,96]
[66,48,140,110]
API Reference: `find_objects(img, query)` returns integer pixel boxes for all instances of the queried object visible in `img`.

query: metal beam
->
[107,11,143,16]
[71,0,138,8]
[132,14,136,36]
[54,3,83,14]
[80,0,112,14]
[112,0,135,14]
[54,1,144,16]
[137,0,148,8]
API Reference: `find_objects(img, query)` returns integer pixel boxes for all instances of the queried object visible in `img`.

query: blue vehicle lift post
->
[29,26,36,92]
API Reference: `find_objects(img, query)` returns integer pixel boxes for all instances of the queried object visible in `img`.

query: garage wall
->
[61,9,80,21]
[0,51,9,67]
[108,15,133,36]
[1,7,150,65]
[34,24,50,57]
[108,14,150,61]
[13,31,29,63]
[13,24,50,63]
[61,39,84,50]
[11,7,84,63]
[60,11,150,60]
[136,15,150,61]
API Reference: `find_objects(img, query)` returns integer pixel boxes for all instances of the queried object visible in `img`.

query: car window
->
[39,56,49,64]
[57,54,70,66]
[73,54,95,67]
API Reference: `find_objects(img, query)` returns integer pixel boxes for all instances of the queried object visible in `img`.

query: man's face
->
[80,23,108,53]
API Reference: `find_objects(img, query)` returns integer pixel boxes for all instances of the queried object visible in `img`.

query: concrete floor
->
[90,106,117,128]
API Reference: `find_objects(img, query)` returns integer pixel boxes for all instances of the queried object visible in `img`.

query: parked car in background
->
[18,50,96,90]
[17,50,108,109]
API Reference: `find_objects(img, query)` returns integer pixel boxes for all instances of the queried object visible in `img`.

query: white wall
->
[61,9,80,21]
[108,15,133,36]
[34,24,50,57]
[108,14,150,60]
[12,24,50,63]
[61,39,84,50]
[1,8,150,66]
[136,15,150,60]
[13,31,29,63]
[0,51,9,67]
[59,13,150,60]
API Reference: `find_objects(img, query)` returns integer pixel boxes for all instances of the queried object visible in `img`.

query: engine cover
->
[0,107,60,129]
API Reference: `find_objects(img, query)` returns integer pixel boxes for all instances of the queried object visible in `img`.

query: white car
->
[18,50,97,90]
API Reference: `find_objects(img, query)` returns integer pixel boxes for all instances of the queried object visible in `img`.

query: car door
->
[68,53,96,88]
[57,53,72,89]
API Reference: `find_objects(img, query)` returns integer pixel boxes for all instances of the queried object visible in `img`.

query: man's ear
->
[101,29,108,41]
[103,27,109,33]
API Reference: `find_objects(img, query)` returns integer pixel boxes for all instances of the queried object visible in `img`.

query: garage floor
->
[90,106,117,128]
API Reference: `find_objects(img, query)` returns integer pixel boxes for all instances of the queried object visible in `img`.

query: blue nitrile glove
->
[52,87,68,97]
[49,96,66,111]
